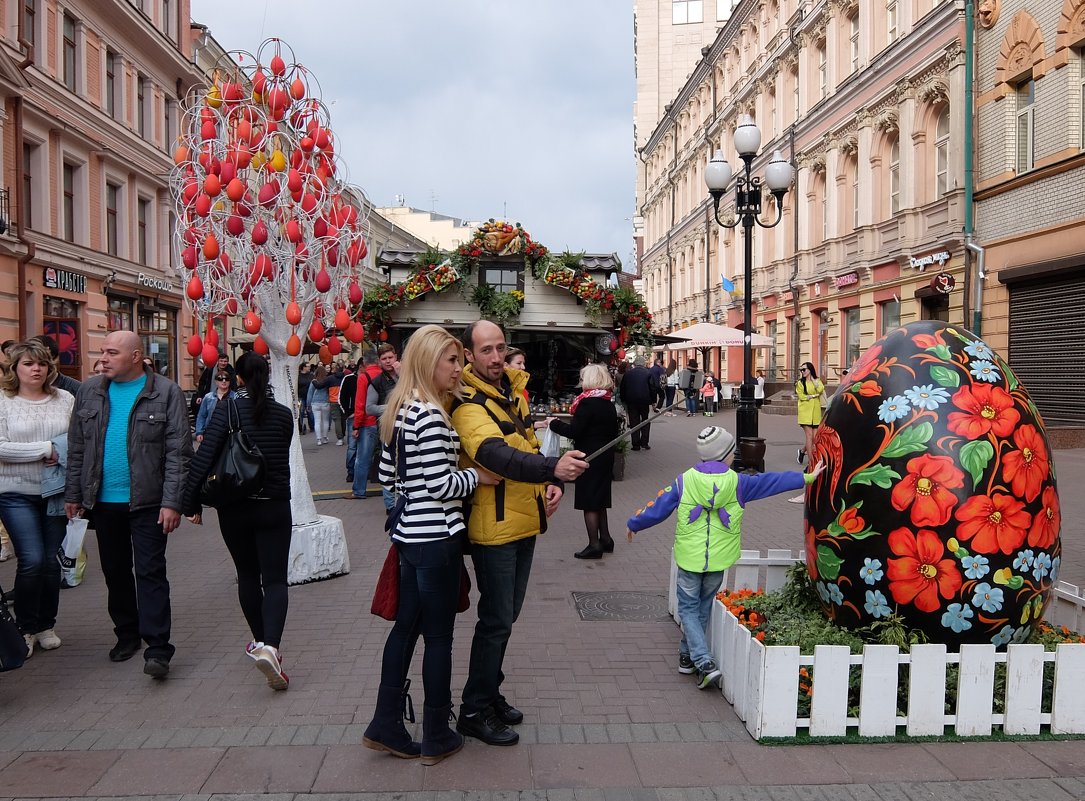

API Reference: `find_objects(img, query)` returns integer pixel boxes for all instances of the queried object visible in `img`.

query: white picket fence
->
[669,549,1085,739]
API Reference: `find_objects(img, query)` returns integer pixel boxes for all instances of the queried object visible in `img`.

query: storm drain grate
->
[572,591,670,622]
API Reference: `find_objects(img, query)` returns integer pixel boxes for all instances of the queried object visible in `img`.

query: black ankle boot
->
[421,703,464,765]
[363,680,421,759]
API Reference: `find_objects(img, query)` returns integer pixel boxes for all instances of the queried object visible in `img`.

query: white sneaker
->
[250,643,289,690]
[336,439,343,446]
[787,494,806,504]
[35,629,61,650]
[0,542,12,562]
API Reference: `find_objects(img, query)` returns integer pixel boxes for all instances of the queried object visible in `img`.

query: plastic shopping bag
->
[539,427,562,459]
[58,517,88,569]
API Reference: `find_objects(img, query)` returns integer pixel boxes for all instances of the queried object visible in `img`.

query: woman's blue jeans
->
[0,493,66,635]
[378,536,462,708]
[685,392,698,414]
[675,567,725,669]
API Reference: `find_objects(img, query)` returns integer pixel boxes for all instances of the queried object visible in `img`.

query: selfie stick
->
[583,387,698,462]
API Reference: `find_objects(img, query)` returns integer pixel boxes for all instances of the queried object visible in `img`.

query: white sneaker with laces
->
[336,439,343,446]
[250,643,289,690]
[35,629,61,650]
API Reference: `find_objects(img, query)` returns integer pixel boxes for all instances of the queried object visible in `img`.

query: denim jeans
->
[675,567,725,669]
[92,503,175,660]
[461,536,536,715]
[379,536,462,709]
[352,424,379,498]
[345,426,359,476]
[685,391,698,414]
[0,493,66,635]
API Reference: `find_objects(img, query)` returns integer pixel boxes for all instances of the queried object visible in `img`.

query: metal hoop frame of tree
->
[170,39,371,583]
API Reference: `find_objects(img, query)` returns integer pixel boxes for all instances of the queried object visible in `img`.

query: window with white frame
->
[850,156,859,229]
[160,0,172,38]
[880,298,900,334]
[817,43,828,99]
[820,178,828,241]
[137,75,148,138]
[106,182,119,256]
[934,107,950,197]
[23,0,36,52]
[22,143,36,229]
[62,13,77,92]
[1015,78,1035,173]
[889,139,900,215]
[63,163,77,242]
[137,198,150,263]
[791,66,799,121]
[849,13,860,73]
[1078,50,1084,149]
[845,307,861,367]
[105,49,117,119]
[887,1,898,44]
[163,99,174,150]
[673,0,703,24]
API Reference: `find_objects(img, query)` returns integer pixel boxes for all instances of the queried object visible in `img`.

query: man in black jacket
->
[339,360,361,483]
[619,356,654,451]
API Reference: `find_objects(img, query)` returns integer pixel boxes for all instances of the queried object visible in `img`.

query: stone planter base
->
[287,515,351,585]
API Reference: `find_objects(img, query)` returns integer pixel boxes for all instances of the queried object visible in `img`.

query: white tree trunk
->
[256,288,350,584]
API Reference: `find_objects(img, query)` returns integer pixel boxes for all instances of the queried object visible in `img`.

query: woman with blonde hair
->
[544,362,620,559]
[364,325,498,765]
[0,340,75,656]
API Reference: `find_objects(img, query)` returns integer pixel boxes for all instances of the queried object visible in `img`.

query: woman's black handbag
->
[0,582,27,672]
[383,425,408,534]
[200,399,266,507]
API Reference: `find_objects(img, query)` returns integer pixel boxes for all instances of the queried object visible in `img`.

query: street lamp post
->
[704,115,794,472]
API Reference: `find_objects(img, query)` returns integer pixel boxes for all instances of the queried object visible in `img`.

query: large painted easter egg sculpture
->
[805,321,1060,647]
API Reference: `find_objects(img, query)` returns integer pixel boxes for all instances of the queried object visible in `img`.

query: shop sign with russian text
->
[833,272,859,289]
[137,272,175,293]
[908,250,951,271]
[43,267,86,294]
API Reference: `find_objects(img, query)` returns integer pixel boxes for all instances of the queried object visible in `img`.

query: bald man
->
[65,331,193,678]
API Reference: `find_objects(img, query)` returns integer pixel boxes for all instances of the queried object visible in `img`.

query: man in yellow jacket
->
[453,320,588,746]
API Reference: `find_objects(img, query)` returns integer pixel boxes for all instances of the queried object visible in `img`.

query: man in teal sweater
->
[65,331,192,678]
[626,427,823,689]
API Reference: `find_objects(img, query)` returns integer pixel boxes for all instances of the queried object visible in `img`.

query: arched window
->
[889,139,900,215]
[934,107,950,196]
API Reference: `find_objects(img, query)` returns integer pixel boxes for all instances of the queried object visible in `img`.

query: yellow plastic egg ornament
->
[206,84,222,109]
[270,149,287,172]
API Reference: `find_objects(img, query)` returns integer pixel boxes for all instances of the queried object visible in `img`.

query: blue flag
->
[721,275,735,293]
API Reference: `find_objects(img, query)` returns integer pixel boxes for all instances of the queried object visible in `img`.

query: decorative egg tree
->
[170,39,369,583]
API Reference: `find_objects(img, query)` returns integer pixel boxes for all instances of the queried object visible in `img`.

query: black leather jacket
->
[64,368,193,512]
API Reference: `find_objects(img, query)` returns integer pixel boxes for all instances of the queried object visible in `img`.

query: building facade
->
[973,0,1085,427]
[637,0,968,386]
[0,0,203,382]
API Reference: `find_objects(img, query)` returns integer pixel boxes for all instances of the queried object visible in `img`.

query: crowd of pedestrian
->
[0,324,831,767]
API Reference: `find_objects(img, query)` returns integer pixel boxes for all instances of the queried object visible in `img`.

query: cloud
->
[189,0,635,267]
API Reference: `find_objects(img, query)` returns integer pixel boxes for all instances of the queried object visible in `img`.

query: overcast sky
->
[188,0,636,268]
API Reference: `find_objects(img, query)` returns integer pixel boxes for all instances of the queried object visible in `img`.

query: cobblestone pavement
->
[2,410,1083,799]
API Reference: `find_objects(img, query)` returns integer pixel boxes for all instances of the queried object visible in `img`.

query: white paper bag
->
[539,427,562,459]
[58,517,88,567]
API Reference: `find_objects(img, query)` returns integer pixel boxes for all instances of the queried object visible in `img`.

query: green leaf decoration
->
[959,439,995,488]
[929,344,952,361]
[1006,574,1025,591]
[827,521,845,537]
[882,423,934,458]
[850,464,901,489]
[955,547,970,558]
[816,545,844,581]
[1001,360,1020,391]
[849,527,882,541]
[930,365,960,388]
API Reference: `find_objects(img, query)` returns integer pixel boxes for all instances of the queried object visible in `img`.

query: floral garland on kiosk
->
[358,222,652,350]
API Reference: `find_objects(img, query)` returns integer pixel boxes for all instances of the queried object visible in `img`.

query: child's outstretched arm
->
[626,474,684,541]
[737,461,826,505]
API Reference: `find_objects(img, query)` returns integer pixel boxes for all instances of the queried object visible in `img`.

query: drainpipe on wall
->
[14,19,35,340]
[963,0,985,336]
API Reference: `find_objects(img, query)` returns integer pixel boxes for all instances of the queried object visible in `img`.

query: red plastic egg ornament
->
[182,245,198,270]
[205,326,219,347]
[344,321,363,343]
[270,53,286,77]
[202,233,220,261]
[251,220,268,245]
[290,77,305,100]
[313,217,328,238]
[223,298,239,316]
[226,178,245,202]
[253,336,269,356]
[285,301,302,325]
[348,281,363,305]
[219,161,237,185]
[327,337,342,357]
[201,120,217,141]
[286,333,302,357]
[318,344,331,364]
[204,174,221,197]
[616,348,626,360]
[314,266,332,293]
[287,168,303,193]
[202,343,220,367]
[308,319,325,342]
[194,193,212,217]
[378,329,389,342]
[334,308,351,332]
[252,68,267,95]
[255,253,273,280]
[186,275,204,300]
[258,181,279,207]
[243,311,262,334]
[608,337,618,352]
[285,219,302,243]
[226,214,245,236]
[187,335,203,357]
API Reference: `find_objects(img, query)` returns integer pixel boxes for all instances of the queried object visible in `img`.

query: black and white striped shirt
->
[378,399,478,543]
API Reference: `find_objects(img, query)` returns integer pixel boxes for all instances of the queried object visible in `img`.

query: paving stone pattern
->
[1,411,1084,798]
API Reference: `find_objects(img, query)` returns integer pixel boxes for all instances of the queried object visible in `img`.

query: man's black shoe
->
[456,707,519,745]
[109,640,141,662]
[143,656,170,678]
[491,697,524,725]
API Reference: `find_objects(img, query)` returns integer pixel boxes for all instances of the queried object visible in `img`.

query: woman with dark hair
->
[0,340,73,656]
[794,361,825,466]
[182,351,295,690]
